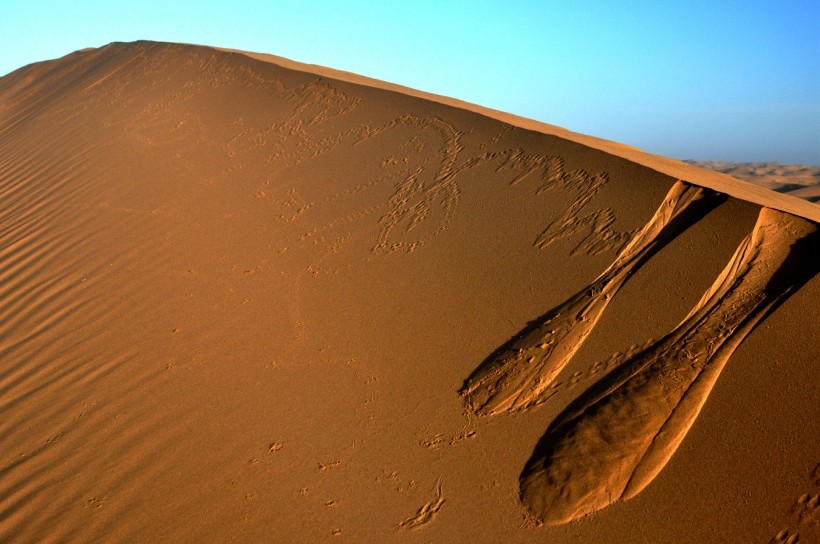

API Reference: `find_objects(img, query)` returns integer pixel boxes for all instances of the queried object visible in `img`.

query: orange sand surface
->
[1,41,818,543]
[685,161,820,203]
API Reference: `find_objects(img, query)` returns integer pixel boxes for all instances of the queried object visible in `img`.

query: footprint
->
[775,466,820,542]
[793,493,820,524]
[770,529,799,544]
[461,181,715,416]
[519,208,819,524]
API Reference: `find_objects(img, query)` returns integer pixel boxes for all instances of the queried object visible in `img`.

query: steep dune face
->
[1,42,817,543]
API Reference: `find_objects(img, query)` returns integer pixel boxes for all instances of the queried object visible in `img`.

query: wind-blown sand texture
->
[1,41,818,543]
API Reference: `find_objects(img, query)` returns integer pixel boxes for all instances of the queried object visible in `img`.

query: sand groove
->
[519,208,819,525]
[396,478,445,530]
[461,181,711,416]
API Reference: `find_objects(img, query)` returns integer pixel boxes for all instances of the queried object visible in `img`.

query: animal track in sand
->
[518,340,654,411]
[421,343,650,454]
[362,122,642,256]
[225,78,361,168]
[792,492,820,526]
[83,496,107,510]
[107,44,363,162]
[317,460,342,472]
[418,413,481,450]
[520,208,819,525]
[772,463,820,543]
[105,45,644,268]
[354,113,464,254]
[35,43,640,269]
[771,529,799,544]
[375,469,420,497]
[459,148,639,256]
[461,181,716,417]
[247,106,640,261]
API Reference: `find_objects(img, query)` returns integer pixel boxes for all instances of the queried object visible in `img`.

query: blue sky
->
[2,1,818,164]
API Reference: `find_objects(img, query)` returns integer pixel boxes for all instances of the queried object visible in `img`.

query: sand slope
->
[1,41,818,543]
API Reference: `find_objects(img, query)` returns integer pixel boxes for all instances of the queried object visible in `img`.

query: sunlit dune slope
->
[0,41,817,544]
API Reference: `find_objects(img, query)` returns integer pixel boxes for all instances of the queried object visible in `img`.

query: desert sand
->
[685,161,820,203]
[1,41,818,543]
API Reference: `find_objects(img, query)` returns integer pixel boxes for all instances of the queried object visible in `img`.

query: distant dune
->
[1,41,817,543]
[685,160,820,203]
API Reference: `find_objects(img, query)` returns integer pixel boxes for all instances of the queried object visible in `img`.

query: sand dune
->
[1,41,818,543]
[685,160,820,203]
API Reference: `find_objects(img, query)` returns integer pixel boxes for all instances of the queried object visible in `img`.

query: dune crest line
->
[519,207,819,525]
[461,180,709,416]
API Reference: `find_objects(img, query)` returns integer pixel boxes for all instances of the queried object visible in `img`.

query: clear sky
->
[2,1,818,164]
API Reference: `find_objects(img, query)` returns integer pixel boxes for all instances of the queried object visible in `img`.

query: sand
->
[685,161,820,203]
[1,41,818,543]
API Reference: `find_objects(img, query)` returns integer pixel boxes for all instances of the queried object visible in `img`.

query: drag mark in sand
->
[519,208,819,525]
[461,181,713,416]
[397,477,445,531]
